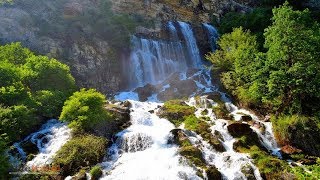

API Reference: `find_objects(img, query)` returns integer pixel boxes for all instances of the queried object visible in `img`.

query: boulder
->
[227,123,252,138]
[93,104,131,139]
[134,83,157,101]
[206,165,222,180]
[241,164,256,180]
[240,115,252,122]
[168,129,191,146]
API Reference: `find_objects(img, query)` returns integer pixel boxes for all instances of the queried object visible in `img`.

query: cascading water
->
[178,21,203,68]
[9,119,71,169]
[128,36,188,88]
[203,23,219,51]
[100,101,200,179]
[127,21,204,89]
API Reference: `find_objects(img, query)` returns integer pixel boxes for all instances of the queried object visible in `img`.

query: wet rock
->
[121,100,132,108]
[281,145,302,155]
[168,129,191,146]
[206,165,222,180]
[227,123,252,137]
[241,164,256,180]
[21,141,39,155]
[240,115,252,122]
[134,83,157,102]
[206,92,223,104]
[148,110,155,114]
[93,104,131,139]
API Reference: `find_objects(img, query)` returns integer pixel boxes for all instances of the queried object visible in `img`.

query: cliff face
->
[0,0,122,94]
[0,0,253,94]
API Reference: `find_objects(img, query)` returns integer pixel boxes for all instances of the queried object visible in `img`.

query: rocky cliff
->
[0,0,254,94]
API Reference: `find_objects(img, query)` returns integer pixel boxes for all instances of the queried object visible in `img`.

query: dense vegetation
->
[208,1,320,178]
[0,43,76,177]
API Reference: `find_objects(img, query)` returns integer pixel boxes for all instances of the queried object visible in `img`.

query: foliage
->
[291,159,320,179]
[264,2,320,114]
[0,105,40,143]
[22,55,76,93]
[53,135,107,176]
[90,165,103,180]
[0,43,76,145]
[0,137,9,179]
[250,146,291,179]
[207,3,320,114]
[59,89,112,132]
[218,8,272,48]
[33,90,67,118]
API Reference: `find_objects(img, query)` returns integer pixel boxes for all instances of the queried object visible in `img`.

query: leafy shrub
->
[0,137,9,179]
[0,105,40,143]
[53,135,107,176]
[90,165,103,180]
[60,89,112,132]
[33,90,67,118]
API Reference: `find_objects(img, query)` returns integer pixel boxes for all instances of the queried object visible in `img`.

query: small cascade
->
[100,100,200,180]
[186,97,263,180]
[203,23,219,51]
[9,119,71,169]
[178,21,203,68]
[226,105,282,157]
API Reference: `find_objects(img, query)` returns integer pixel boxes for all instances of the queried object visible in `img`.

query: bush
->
[53,135,107,176]
[33,90,67,118]
[0,105,40,143]
[90,165,103,180]
[0,138,9,179]
[272,115,320,156]
[60,89,112,132]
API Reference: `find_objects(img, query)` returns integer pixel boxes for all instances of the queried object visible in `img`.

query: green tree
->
[60,89,111,131]
[23,55,76,93]
[264,2,320,113]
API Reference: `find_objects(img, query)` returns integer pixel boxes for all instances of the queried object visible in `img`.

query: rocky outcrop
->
[0,0,122,94]
[92,103,131,139]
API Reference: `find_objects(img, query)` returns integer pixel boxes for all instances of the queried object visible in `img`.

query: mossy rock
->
[205,165,222,180]
[212,105,232,120]
[168,129,192,147]
[53,135,107,176]
[158,100,196,126]
[90,165,103,180]
[179,146,206,168]
[74,169,87,180]
[241,164,256,180]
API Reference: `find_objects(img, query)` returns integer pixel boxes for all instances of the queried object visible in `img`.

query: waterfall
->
[178,21,202,68]
[127,21,203,89]
[9,119,71,169]
[100,101,200,180]
[203,23,219,51]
